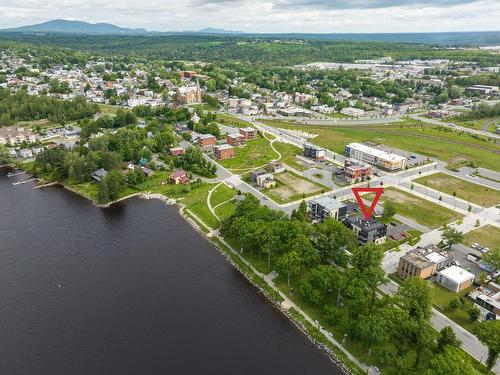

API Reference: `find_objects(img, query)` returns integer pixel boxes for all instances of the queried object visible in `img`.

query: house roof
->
[170,170,187,178]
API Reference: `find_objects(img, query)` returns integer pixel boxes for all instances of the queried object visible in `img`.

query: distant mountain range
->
[0,19,148,35]
[0,20,244,36]
[197,27,245,35]
[1,19,499,46]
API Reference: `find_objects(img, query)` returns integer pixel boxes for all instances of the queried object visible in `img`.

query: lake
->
[0,168,342,375]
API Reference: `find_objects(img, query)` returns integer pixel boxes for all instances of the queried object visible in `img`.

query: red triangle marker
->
[351,187,384,220]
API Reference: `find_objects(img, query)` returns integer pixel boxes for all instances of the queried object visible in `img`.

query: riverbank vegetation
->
[218,194,492,374]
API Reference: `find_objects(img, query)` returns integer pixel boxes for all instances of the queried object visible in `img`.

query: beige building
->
[177,82,202,104]
[0,126,37,146]
[398,252,437,279]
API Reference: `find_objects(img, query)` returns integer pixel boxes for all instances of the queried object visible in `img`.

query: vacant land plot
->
[219,135,278,170]
[414,173,500,207]
[262,120,500,171]
[367,187,462,229]
[463,225,500,250]
[265,171,326,203]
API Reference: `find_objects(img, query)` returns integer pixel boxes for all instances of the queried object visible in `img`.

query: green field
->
[262,120,500,171]
[367,187,462,229]
[272,141,307,171]
[463,225,500,250]
[414,173,500,207]
[432,282,476,333]
[216,113,254,128]
[219,135,278,170]
[210,183,237,208]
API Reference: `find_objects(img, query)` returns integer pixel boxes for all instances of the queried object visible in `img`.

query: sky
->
[0,0,499,33]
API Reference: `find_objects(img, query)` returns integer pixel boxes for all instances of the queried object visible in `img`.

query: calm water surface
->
[0,169,342,375]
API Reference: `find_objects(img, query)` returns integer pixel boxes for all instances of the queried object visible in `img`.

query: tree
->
[382,201,396,220]
[437,327,461,352]
[349,244,386,312]
[276,250,302,286]
[0,145,12,165]
[442,227,464,248]
[97,180,110,204]
[426,347,476,375]
[482,248,500,277]
[468,306,480,323]
[396,277,433,367]
[102,170,127,201]
[128,168,146,186]
[291,200,307,222]
[312,217,357,266]
[473,320,500,369]
[448,296,462,310]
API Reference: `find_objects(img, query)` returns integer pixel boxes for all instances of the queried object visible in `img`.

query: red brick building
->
[344,158,372,184]
[169,147,185,157]
[226,133,244,146]
[239,127,256,141]
[197,134,217,150]
[214,144,235,160]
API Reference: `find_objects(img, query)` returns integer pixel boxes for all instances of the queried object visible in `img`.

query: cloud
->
[0,0,498,33]
[194,0,478,9]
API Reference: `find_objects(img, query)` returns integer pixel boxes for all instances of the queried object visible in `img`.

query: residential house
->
[256,173,276,189]
[267,161,285,173]
[169,170,189,184]
[169,147,185,157]
[91,168,108,182]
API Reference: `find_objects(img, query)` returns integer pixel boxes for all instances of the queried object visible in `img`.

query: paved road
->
[409,113,500,141]
[255,114,402,126]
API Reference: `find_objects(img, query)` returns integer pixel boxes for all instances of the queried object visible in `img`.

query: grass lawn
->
[97,103,120,115]
[210,183,237,208]
[366,187,462,229]
[414,173,500,207]
[272,141,307,171]
[463,225,500,250]
[215,200,237,221]
[219,135,278,170]
[216,113,254,128]
[261,120,500,171]
[264,171,327,203]
[432,282,477,333]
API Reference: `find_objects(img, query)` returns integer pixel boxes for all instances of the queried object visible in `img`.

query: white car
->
[481,247,490,254]
[472,243,480,249]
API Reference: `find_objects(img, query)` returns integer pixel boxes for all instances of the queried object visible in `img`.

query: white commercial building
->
[344,143,406,171]
[437,266,475,293]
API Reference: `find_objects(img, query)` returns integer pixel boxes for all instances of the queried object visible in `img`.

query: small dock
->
[12,178,37,186]
[7,171,26,178]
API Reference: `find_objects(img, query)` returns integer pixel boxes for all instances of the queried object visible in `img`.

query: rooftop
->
[312,197,346,211]
[346,142,406,163]
[401,252,435,270]
[345,216,386,231]
[439,265,475,284]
